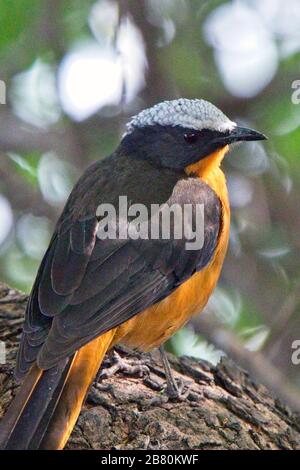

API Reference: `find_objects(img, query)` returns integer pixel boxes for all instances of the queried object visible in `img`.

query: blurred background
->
[1,0,300,397]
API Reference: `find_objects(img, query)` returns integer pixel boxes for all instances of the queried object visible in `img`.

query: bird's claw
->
[164,376,185,400]
[97,350,150,382]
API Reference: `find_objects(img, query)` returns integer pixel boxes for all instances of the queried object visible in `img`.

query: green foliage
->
[0,0,40,52]
[7,152,40,187]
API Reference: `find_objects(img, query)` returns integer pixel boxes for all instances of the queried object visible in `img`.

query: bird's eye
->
[184,133,198,144]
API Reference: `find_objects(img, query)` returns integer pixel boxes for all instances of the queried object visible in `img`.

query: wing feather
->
[16,174,221,377]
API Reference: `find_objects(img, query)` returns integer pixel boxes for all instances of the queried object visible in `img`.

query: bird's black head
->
[120,99,266,171]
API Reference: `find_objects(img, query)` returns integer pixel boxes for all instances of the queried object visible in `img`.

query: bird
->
[0,98,266,450]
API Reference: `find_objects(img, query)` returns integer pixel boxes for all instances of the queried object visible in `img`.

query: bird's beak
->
[218,126,267,145]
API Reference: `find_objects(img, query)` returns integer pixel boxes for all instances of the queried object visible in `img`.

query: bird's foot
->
[146,378,191,407]
[163,376,187,400]
[158,345,190,401]
[97,350,150,382]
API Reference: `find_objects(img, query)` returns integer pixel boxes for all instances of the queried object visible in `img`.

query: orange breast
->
[113,149,230,352]
[115,226,229,351]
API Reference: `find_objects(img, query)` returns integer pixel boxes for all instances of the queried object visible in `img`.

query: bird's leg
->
[96,349,149,382]
[159,345,184,400]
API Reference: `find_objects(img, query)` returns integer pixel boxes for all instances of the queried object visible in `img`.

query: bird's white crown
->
[125,98,236,135]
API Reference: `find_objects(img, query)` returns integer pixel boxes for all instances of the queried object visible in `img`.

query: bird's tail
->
[0,329,116,450]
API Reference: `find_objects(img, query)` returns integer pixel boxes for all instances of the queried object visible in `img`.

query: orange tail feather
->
[0,329,116,450]
[41,329,116,450]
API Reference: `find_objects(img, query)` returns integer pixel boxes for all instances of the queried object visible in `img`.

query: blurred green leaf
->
[7,152,40,187]
[0,0,40,52]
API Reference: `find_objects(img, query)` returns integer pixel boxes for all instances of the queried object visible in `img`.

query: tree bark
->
[0,282,300,450]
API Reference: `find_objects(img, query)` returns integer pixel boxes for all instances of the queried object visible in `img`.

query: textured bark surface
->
[0,282,300,450]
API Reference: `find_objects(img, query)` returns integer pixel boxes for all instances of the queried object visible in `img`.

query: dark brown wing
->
[16,167,221,377]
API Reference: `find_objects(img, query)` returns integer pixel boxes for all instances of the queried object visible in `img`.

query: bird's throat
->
[184,145,230,213]
[184,145,229,181]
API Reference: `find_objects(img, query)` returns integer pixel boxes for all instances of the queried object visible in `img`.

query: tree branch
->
[1,281,300,449]
[192,314,300,414]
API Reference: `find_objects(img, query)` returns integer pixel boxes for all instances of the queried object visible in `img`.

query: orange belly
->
[113,220,228,351]
[114,186,229,349]
[113,152,230,352]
